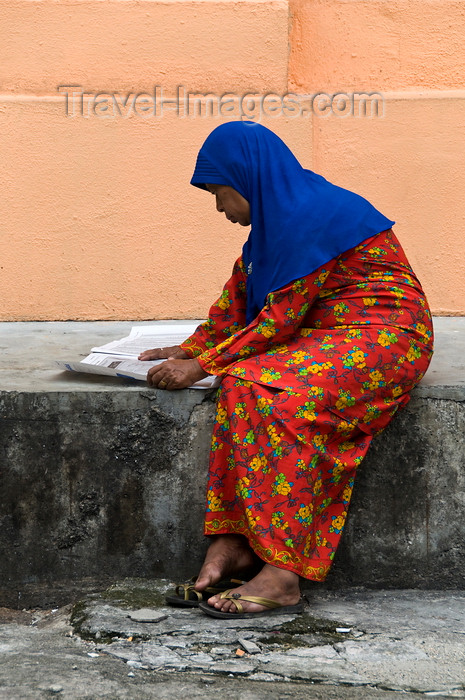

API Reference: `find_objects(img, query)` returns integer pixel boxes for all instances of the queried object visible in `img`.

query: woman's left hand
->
[146,358,209,390]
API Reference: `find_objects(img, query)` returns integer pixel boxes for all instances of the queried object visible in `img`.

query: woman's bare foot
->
[194,535,259,592]
[206,563,301,614]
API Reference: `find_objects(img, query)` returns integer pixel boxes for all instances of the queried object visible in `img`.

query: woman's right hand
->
[138,345,189,361]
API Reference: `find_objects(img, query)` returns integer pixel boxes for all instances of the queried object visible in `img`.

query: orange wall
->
[1,0,463,319]
[289,0,465,315]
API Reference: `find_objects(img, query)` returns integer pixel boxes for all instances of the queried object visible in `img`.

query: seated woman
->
[140,121,433,619]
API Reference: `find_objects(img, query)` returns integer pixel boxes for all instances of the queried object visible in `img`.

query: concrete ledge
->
[0,319,464,606]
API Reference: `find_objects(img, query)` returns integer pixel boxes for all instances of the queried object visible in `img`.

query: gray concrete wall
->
[0,320,464,606]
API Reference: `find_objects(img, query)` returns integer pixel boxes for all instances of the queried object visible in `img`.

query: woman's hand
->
[147,358,209,390]
[138,345,188,361]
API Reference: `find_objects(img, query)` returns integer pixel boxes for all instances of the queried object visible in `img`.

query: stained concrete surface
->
[0,584,464,699]
[0,318,464,605]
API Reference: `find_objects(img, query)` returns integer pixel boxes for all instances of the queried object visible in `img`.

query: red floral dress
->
[181,229,433,581]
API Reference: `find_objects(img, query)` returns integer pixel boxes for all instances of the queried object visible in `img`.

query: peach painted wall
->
[0,0,463,320]
[289,0,465,315]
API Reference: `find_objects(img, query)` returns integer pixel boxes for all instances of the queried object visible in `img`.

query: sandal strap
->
[175,583,203,602]
[174,578,247,602]
[219,589,282,614]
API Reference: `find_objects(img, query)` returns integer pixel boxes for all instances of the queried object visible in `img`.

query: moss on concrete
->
[258,614,350,648]
[97,578,168,609]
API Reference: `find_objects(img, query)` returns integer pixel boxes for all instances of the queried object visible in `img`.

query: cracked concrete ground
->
[0,582,464,699]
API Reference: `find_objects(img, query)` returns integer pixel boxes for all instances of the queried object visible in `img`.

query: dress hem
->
[204,517,332,582]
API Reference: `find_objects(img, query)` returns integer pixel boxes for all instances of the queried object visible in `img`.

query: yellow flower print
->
[295,400,317,421]
[272,344,289,354]
[234,403,250,420]
[216,405,228,425]
[392,385,403,398]
[292,351,307,364]
[336,420,352,434]
[315,532,328,547]
[391,286,404,299]
[292,279,307,294]
[313,433,328,447]
[367,247,387,258]
[342,486,353,503]
[332,461,345,477]
[296,459,307,471]
[415,323,430,341]
[295,504,313,525]
[318,289,333,299]
[334,303,347,315]
[331,514,347,530]
[266,424,283,448]
[378,330,398,348]
[259,368,282,384]
[257,396,273,415]
[407,344,422,363]
[230,366,247,377]
[271,511,289,529]
[211,435,223,452]
[363,405,381,424]
[300,328,312,337]
[238,345,253,357]
[313,478,323,495]
[249,454,267,472]
[335,389,356,412]
[217,291,231,310]
[272,473,293,496]
[236,476,251,499]
[339,441,355,453]
[352,350,367,368]
[308,386,325,400]
[245,508,260,527]
[344,329,363,342]
[364,370,384,391]
[262,327,277,338]
[207,489,225,512]
[316,270,330,286]
[256,319,277,338]
[307,361,333,376]
[363,297,377,306]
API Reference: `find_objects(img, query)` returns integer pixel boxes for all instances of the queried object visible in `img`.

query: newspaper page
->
[91,324,201,357]
[56,323,220,389]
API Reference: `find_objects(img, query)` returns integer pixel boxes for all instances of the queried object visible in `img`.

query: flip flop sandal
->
[198,589,305,619]
[165,577,246,608]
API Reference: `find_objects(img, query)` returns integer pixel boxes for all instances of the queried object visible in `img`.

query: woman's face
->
[206,184,250,227]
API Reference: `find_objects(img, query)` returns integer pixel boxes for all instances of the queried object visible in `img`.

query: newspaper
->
[56,324,219,389]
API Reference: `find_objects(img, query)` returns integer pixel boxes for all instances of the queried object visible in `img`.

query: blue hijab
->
[191,121,394,324]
